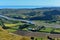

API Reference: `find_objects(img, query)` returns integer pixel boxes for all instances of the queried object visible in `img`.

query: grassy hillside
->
[0,18,31,40]
[0,26,31,40]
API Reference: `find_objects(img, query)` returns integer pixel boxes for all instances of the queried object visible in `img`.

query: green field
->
[0,18,60,40]
[39,27,53,33]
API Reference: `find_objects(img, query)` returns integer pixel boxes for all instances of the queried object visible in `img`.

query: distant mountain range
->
[0,6,60,9]
[0,6,41,9]
[0,7,60,21]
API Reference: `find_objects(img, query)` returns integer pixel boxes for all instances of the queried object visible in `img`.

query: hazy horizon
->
[0,0,60,8]
[0,6,60,9]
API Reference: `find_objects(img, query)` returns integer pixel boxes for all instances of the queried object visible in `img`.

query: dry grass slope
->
[0,26,31,40]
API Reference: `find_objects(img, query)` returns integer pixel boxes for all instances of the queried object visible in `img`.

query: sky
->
[0,0,60,8]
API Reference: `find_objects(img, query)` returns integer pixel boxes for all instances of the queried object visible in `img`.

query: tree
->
[0,18,7,29]
[31,37,34,40]
[19,24,30,30]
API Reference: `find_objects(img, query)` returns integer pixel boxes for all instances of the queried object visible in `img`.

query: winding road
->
[14,30,60,38]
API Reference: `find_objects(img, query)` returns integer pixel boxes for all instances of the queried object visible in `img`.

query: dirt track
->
[14,30,60,38]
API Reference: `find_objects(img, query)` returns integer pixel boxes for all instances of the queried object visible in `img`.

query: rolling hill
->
[0,7,60,20]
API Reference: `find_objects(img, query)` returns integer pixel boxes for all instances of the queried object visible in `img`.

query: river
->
[0,15,35,24]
